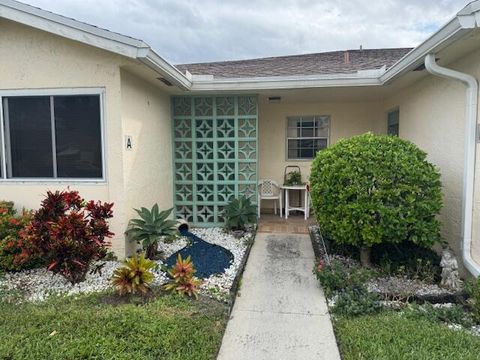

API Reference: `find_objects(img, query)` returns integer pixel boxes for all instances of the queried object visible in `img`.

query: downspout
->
[424,53,480,277]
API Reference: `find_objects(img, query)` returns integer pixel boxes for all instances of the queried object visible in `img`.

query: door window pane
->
[5,97,53,178]
[54,95,102,178]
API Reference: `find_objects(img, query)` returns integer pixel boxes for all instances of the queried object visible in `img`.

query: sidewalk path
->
[217,232,341,360]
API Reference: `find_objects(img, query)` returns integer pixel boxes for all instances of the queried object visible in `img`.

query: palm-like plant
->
[225,196,257,231]
[125,205,178,259]
[111,253,156,296]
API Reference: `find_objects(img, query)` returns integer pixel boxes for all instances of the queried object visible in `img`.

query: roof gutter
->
[425,54,480,277]
[189,72,382,92]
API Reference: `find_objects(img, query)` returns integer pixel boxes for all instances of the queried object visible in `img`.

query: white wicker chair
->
[258,179,282,218]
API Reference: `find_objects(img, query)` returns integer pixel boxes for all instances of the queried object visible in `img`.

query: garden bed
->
[0,227,254,303]
[308,224,480,357]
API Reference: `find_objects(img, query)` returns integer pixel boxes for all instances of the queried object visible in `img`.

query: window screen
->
[54,96,102,178]
[2,94,103,179]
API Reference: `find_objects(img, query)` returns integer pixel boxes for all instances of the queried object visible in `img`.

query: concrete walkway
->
[217,232,341,360]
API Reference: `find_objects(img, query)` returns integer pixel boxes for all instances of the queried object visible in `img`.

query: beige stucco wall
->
[258,99,383,209]
[120,70,173,254]
[382,48,480,274]
[0,19,131,255]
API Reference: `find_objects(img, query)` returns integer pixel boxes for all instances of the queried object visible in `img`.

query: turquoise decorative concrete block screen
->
[172,96,258,226]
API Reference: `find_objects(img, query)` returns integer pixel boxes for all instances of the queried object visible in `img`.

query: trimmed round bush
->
[310,133,442,265]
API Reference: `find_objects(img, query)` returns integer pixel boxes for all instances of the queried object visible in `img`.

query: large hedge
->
[310,133,442,263]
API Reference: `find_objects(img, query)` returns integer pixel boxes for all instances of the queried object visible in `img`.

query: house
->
[0,0,480,275]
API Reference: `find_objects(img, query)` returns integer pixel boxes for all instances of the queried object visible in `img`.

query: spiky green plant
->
[125,205,178,259]
[224,196,257,231]
[111,253,156,296]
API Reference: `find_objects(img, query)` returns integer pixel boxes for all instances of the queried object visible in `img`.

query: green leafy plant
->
[310,133,442,266]
[163,254,201,299]
[125,205,178,260]
[314,259,376,298]
[112,253,156,296]
[224,196,257,231]
[284,170,302,185]
[332,287,381,317]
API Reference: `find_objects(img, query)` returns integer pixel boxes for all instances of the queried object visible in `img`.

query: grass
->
[334,311,480,360]
[0,291,227,360]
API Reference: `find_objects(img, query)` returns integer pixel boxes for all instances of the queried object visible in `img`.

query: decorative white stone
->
[0,227,252,303]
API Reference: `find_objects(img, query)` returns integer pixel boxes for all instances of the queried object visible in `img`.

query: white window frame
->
[286,115,330,161]
[0,88,107,183]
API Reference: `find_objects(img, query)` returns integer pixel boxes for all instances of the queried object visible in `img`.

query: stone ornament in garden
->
[440,249,462,291]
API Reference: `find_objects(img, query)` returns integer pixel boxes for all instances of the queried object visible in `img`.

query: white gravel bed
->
[0,261,120,302]
[0,227,253,303]
[158,236,189,258]
[190,227,251,301]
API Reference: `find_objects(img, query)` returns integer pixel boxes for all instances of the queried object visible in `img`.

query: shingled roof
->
[176,48,413,79]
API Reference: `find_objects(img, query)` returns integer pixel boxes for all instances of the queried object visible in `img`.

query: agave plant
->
[125,205,178,259]
[111,253,156,296]
[224,196,257,231]
[163,254,201,299]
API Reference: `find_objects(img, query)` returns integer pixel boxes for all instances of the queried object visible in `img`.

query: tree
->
[309,133,442,266]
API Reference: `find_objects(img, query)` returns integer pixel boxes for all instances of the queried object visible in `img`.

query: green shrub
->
[125,205,178,259]
[111,253,156,296]
[310,133,442,266]
[224,196,257,231]
[332,288,381,317]
[314,259,376,298]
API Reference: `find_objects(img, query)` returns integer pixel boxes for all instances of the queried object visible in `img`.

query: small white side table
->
[281,185,310,220]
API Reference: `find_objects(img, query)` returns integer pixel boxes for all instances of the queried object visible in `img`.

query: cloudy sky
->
[23,0,470,64]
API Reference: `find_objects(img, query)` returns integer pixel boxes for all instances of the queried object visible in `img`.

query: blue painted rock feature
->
[165,229,234,279]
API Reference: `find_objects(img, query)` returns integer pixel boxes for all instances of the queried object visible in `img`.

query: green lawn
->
[0,292,227,360]
[334,311,480,360]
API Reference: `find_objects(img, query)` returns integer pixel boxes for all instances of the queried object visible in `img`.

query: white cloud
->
[21,0,469,64]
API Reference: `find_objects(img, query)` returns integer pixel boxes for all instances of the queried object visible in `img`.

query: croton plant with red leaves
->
[17,190,114,284]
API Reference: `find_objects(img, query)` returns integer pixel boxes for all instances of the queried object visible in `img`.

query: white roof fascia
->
[0,0,145,57]
[0,0,191,89]
[190,73,382,92]
[137,49,192,90]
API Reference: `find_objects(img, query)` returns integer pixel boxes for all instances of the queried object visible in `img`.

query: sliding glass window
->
[1,94,103,180]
